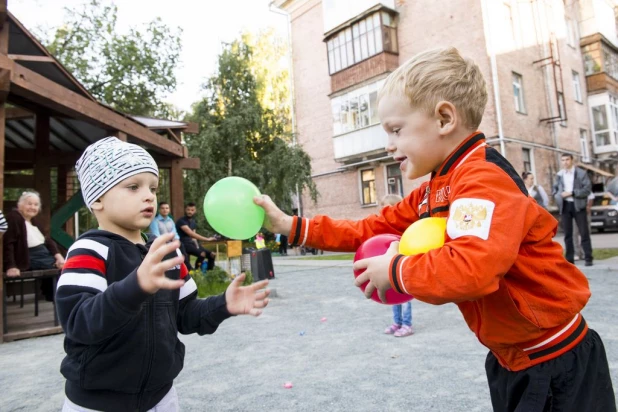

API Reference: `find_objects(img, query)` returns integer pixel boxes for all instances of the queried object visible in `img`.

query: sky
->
[9,0,288,112]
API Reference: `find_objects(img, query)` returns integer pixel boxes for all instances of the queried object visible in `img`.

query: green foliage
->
[184,32,317,232]
[40,0,182,116]
[191,268,253,298]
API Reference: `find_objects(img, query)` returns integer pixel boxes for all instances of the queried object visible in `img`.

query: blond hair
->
[381,193,403,207]
[378,47,487,129]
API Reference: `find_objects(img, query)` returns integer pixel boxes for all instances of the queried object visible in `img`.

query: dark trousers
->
[29,245,56,301]
[562,202,593,263]
[279,235,288,255]
[181,240,214,271]
[485,329,615,412]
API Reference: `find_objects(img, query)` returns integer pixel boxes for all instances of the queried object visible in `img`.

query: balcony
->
[581,33,618,95]
[333,124,388,161]
[325,6,398,93]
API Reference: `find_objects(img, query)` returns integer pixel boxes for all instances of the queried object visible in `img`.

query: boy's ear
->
[434,101,457,135]
[91,199,103,212]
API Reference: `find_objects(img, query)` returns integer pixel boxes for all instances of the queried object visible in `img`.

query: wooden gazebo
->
[0,3,199,342]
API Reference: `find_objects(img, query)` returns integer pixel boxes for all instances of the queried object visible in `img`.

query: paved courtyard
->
[1,259,617,411]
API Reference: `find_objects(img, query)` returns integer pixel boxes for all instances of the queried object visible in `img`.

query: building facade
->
[275,0,616,219]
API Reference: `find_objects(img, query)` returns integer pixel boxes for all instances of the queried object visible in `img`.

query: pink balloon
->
[353,234,414,305]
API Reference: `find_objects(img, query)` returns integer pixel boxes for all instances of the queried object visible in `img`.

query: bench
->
[2,269,60,334]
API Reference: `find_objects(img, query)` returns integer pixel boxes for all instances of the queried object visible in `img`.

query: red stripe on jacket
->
[64,255,106,275]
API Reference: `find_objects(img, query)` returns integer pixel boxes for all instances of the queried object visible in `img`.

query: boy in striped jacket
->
[56,137,270,412]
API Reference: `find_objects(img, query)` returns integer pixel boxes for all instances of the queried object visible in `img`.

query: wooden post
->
[57,165,74,238]
[111,131,127,142]
[34,112,51,235]
[170,160,184,222]
[0,0,10,343]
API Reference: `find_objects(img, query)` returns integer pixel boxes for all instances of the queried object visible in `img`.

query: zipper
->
[137,301,155,410]
[474,302,510,371]
[426,186,431,217]
[136,246,155,411]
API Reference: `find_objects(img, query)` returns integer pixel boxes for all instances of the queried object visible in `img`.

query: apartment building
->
[274,0,615,219]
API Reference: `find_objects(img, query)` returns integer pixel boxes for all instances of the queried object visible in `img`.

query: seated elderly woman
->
[3,191,65,301]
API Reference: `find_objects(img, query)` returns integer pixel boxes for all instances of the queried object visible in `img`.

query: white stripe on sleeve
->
[68,239,109,260]
[179,278,197,300]
[57,272,108,292]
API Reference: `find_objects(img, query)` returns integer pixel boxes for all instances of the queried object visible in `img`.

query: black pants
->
[485,329,615,412]
[29,245,56,301]
[561,202,593,264]
[181,240,214,271]
[279,235,288,255]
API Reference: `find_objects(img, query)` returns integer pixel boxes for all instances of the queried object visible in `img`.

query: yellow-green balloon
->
[204,177,265,240]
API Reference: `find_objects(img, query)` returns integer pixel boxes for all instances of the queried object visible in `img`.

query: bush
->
[191,267,254,298]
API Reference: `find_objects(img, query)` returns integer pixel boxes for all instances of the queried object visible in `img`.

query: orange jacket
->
[289,132,590,371]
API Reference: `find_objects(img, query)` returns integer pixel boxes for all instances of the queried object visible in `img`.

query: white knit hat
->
[76,137,159,210]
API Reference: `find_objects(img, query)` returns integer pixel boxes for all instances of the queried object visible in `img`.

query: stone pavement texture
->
[0,260,617,411]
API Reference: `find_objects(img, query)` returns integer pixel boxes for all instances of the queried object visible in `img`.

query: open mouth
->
[141,207,154,214]
[394,156,407,163]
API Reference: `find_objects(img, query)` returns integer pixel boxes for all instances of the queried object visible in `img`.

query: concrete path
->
[1,262,617,411]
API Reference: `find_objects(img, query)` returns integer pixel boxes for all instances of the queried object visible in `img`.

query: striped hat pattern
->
[76,137,159,210]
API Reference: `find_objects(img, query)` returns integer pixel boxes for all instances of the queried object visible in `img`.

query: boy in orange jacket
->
[255,47,615,411]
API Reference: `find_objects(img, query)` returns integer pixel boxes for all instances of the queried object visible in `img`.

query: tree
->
[185,35,317,232]
[40,0,182,116]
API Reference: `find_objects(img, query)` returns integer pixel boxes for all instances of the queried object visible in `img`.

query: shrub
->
[191,267,254,298]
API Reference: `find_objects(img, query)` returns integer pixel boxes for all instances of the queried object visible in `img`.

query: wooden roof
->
[0,12,198,159]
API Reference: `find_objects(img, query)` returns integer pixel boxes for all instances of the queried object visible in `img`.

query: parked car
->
[590,192,618,232]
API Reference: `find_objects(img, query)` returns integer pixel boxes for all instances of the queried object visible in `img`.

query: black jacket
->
[56,230,231,411]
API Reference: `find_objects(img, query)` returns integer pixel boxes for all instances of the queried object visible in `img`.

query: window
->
[566,17,576,47]
[326,10,398,75]
[386,164,403,197]
[513,72,525,113]
[331,79,385,135]
[522,148,532,172]
[360,169,377,205]
[580,129,591,163]
[503,2,516,46]
[572,71,582,103]
[592,105,611,146]
[558,92,567,126]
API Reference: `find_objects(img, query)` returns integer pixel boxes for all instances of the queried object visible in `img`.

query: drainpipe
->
[270,1,303,216]
[481,0,506,156]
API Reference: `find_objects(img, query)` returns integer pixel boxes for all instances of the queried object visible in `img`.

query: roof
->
[7,12,95,101]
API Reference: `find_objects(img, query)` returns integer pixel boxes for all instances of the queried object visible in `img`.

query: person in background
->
[0,210,7,233]
[574,192,596,261]
[255,233,266,249]
[3,191,65,301]
[380,194,414,338]
[552,153,593,266]
[176,203,216,271]
[522,171,549,209]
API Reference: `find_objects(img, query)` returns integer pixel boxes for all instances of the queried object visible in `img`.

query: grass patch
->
[300,253,355,260]
[191,267,253,298]
[593,248,618,261]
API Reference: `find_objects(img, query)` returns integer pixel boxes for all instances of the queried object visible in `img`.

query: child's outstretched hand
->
[137,233,186,294]
[353,241,399,302]
[253,194,293,236]
[225,273,270,316]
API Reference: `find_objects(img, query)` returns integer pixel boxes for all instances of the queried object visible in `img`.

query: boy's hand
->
[253,195,293,236]
[137,233,186,294]
[352,241,400,303]
[225,273,270,316]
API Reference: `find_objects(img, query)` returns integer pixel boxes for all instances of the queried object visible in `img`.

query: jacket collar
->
[434,132,485,177]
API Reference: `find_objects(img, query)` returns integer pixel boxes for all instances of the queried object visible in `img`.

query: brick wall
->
[288,0,590,219]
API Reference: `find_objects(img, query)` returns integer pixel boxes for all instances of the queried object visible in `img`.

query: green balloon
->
[203,177,265,240]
